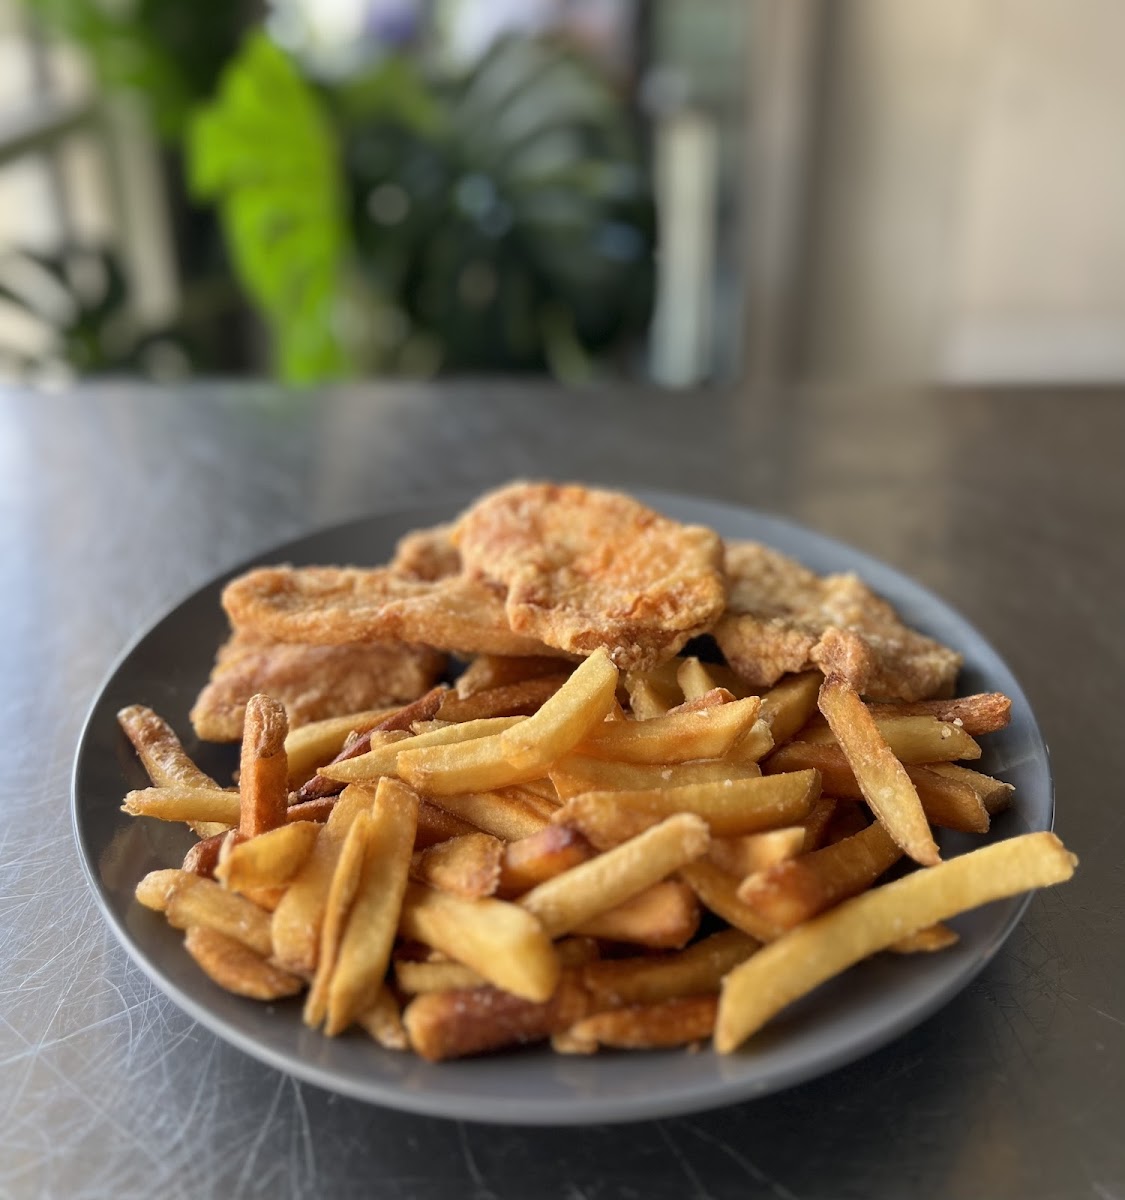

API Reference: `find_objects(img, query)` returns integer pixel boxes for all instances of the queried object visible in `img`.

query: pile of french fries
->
[120,649,1075,1061]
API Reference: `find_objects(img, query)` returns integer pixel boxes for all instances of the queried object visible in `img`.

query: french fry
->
[496,825,595,897]
[498,649,619,771]
[398,882,560,1001]
[676,658,746,701]
[411,832,503,899]
[184,926,303,1001]
[550,755,761,800]
[403,974,589,1062]
[319,716,525,785]
[581,929,756,1008]
[426,790,549,841]
[927,763,1014,815]
[136,868,194,911]
[182,830,230,877]
[568,996,718,1049]
[271,784,373,973]
[726,719,774,763]
[325,779,419,1034]
[396,959,488,994]
[801,797,838,851]
[284,796,339,824]
[666,687,737,714]
[283,708,397,787]
[554,793,659,850]
[623,661,682,718]
[454,654,568,698]
[736,819,904,929]
[707,827,807,878]
[500,785,560,820]
[305,808,372,1028]
[356,986,408,1050]
[395,731,552,797]
[414,800,480,848]
[903,766,990,833]
[797,714,982,763]
[436,675,569,723]
[519,814,711,938]
[678,859,783,942]
[757,672,822,745]
[577,697,761,765]
[117,704,227,837]
[122,786,239,826]
[574,881,700,949]
[238,694,289,838]
[816,675,939,867]
[518,777,560,803]
[715,832,1077,1053]
[572,771,820,838]
[164,877,274,957]
[865,693,1011,735]
[215,821,321,893]
[890,922,959,953]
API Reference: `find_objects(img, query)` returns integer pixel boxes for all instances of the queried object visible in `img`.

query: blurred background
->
[0,0,1122,390]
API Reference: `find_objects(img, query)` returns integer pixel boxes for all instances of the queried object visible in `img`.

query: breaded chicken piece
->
[190,629,446,742]
[221,565,563,658]
[452,482,726,671]
[390,524,461,581]
[712,540,961,702]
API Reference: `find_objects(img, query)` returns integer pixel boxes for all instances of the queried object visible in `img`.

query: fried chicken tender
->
[452,482,726,671]
[190,629,446,742]
[712,540,961,701]
[389,524,461,581]
[221,566,562,659]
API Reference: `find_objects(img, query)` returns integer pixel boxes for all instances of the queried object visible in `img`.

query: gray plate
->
[72,491,1053,1125]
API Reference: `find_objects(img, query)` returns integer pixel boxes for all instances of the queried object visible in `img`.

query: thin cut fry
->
[757,673,822,745]
[519,814,710,938]
[797,714,982,763]
[707,827,807,878]
[238,694,289,838]
[395,960,487,994]
[578,697,761,764]
[865,692,1011,735]
[325,779,419,1034]
[678,859,783,943]
[284,708,396,787]
[436,675,569,723]
[715,832,1077,1052]
[136,868,194,911]
[817,675,939,867]
[927,763,1014,815]
[676,658,746,702]
[395,728,552,796]
[411,832,503,899]
[454,654,568,698]
[398,882,560,1002]
[184,926,303,1001]
[414,800,480,848]
[123,786,239,825]
[574,880,700,949]
[164,877,273,957]
[356,986,408,1050]
[623,661,681,719]
[550,755,761,800]
[215,821,321,893]
[890,922,959,953]
[426,790,549,841]
[496,825,595,897]
[182,830,230,877]
[569,996,718,1049]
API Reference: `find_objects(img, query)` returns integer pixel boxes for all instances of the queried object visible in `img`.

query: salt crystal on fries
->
[716,832,1077,1053]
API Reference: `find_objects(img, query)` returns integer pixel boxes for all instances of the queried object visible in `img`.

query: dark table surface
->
[2,381,1122,1199]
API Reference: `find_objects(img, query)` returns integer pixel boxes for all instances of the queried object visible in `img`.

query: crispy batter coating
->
[389,524,461,581]
[712,541,961,701]
[453,482,726,671]
[189,628,446,742]
[221,566,561,659]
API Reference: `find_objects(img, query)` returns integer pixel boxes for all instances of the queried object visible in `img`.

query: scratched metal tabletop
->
[1,382,1121,1200]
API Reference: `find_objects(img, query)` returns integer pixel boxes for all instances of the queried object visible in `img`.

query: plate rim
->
[71,489,1054,1125]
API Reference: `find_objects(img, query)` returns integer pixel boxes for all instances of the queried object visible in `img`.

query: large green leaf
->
[189,34,352,382]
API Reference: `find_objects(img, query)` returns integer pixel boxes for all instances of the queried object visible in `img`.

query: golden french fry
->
[500,785,560,820]
[552,795,658,851]
[865,693,1011,735]
[817,675,939,867]
[427,790,549,841]
[926,763,1014,815]
[623,661,682,719]
[403,973,588,1062]
[164,877,273,957]
[726,719,775,763]
[519,814,710,938]
[123,786,240,826]
[801,797,838,851]
[305,808,372,1028]
[797,714,981,763]
[238,694,289,838]
[903,766,990,833]
[890,922,959,953]
[582,929,756,1008]
[437,675,569,723]
[319,716,525,784]
[573,770,820,838]
[757,672,823,745]
[411,832,503,899]
[325,779,419,1035]
[135,868,194,911]
[737,819,903,929]
[550,755,761,800]
[117,704,227,837]
[678,859,783,942]
[496,825,595,897]
[414,800,480,848]
[396,730,554,797]
[707,827,807,878]
[398,882,560,1002]
[356,986,408,1050]
[716,832,1077,1053]
[182,830,232,877]
[665,687,736,715]
[271,784,373,974]
[395,959,487,994]
[184,926,303,1001]
[569,996,718,1049]
[577,697,761,765]
[215,821,321,893]
[454,654,568,698]
[676,658,747,702]
[576,881,701,948]
[284,708,397,787]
